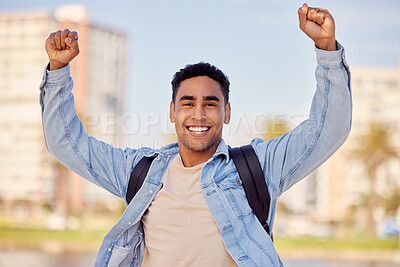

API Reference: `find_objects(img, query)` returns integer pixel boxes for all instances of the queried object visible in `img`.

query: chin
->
[186,143,212,152]
[181,140,219,152]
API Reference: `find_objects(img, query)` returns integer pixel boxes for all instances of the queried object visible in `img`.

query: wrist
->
[315,39,337,51]
[50,60,68,71]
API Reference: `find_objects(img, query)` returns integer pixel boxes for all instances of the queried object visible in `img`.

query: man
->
[40,3,351,267]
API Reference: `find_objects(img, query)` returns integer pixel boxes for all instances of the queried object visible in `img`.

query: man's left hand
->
[298,3,336,51]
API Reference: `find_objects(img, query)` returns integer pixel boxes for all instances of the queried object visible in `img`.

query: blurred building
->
[327,62,400,223]
[0,5,128,218]
[276,62,400,237]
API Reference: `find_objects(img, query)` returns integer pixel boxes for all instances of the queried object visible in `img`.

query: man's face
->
[170,76,231,152]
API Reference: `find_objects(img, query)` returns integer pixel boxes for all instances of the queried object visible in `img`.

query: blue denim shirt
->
[39,43,351,267]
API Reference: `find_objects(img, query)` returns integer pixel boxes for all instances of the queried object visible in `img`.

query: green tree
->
[381,187,400,217]
[264,118,289,141]
[349,122,398,238]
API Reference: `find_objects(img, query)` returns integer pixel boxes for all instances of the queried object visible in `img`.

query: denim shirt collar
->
[212,138,230,164]
[143,142,179,158]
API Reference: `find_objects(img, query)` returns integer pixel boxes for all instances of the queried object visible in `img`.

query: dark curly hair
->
[171,62,230,105]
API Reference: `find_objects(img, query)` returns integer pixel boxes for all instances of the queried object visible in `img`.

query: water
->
[0,251,398,267]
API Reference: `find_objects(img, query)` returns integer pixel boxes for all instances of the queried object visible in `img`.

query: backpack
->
[125,145,272,238]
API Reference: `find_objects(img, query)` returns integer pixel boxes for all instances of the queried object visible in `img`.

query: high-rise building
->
[0,5,128,216]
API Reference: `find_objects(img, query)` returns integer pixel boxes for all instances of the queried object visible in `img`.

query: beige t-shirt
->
[141,154,237,267]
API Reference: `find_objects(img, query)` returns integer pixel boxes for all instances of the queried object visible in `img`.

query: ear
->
[224,102,231,124]
[169,101,175,123]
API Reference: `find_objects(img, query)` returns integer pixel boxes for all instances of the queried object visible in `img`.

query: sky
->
[1,0,400,146]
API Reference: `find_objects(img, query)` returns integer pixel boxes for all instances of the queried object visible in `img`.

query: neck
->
[178,142,221,167]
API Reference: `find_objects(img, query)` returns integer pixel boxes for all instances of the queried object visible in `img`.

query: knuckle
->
[68,32,76,38]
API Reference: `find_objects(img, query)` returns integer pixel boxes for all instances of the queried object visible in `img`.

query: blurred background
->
[0,0,400,266]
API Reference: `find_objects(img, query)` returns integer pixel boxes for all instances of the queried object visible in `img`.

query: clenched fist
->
[45,29,79,71]
[298,3,336,51]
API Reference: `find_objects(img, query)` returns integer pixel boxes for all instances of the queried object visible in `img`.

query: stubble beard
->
[179,135,221,153]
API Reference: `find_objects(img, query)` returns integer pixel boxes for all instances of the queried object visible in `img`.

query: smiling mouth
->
[186,126,210,133]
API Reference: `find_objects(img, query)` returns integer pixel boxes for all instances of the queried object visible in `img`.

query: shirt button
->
[238,255,248,261]
[108,248,111,252]
[149,190,153,193]
[128,221,131,225]
[236,179,242,185]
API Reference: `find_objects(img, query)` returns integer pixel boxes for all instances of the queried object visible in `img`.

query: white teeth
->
[188,126,209,133]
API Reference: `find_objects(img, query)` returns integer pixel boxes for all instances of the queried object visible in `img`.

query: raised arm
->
[40,30,137,198]
[252,4,352,196]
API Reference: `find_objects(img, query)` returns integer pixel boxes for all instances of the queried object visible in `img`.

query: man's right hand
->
[45,29,79,71]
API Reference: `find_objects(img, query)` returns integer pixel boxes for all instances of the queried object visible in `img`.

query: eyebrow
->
[179,95,195,101]
[204,96,220,102]
[179,95,220,102]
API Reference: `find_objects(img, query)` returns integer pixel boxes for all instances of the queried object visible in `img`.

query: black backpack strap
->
[126,156,156,204]
[229,145,272,237]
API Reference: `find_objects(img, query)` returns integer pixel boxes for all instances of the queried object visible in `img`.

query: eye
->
[183,102,193,106]
[206,102,217,107]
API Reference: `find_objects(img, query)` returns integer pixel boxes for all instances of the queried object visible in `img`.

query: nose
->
[192,104,207,121]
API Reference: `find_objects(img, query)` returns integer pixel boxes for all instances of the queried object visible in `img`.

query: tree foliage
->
[349,121,399,238]
[264,118,289,141]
